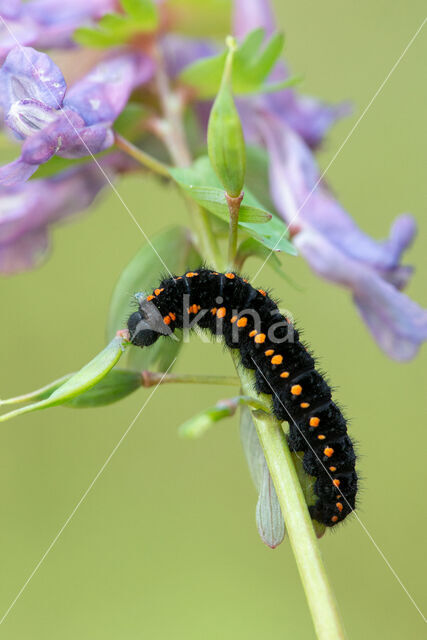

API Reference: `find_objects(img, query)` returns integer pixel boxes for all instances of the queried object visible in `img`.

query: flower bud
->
[207,36,246,198]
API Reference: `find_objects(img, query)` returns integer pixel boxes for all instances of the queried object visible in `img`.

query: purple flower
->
[0,152,134,274]
[233,0,349,148]
[257,110,427,360]
[0,46,154,186]
[0,0,116,59]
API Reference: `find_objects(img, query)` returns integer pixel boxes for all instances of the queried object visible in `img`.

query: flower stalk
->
[141,371,239,387]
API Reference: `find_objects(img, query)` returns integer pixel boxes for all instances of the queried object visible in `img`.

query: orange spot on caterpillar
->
[265,349,274,356]
[237,317,248,327]
[258,289,267,296]
[271,355,283,365]
[146,295,155,301]
[249,330,257,337]
[231,315,237,323]
[324,447,334,458]
[211,308,217,315]
[175,276,183,280]
[212,271,219,275]
[163,316,171,325]
[332,479,341,487]
[336,502,343,512]
[154,288,164,296]
[243,278,248,283]
[291,384,302,396]
[186,272,198,277]
[225,272,235,279]
[217,307,226,318]
[169,312,176,321]
[329,466,337,472]
[331,515,339,523]
[188,305,198,314]
[280,371,290,378]
[254,333,266,344]
[310,417,320,427]
[300,402,310,408]
[317,434,326,440]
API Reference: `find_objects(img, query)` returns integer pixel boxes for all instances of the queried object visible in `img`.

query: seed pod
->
[207,36,246,198]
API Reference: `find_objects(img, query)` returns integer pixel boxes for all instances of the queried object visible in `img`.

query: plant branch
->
[141,371,239,388]
[114,133,171,178]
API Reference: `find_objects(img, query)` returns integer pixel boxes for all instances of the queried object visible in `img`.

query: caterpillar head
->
[127,295,172,347]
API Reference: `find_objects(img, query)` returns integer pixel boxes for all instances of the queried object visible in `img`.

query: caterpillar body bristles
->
[127,269,358,527]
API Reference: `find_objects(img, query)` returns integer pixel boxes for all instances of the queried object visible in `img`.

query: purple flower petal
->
[294,229,427,360]
[6,98,58,138]
[0,0,22,20]
[26,0,115,26]
[161,34,215,78]
[0,226,49,273]
[0,158,39,186]
[233,0,275,40]
[257,110,426,360]
[0,154,127,274]
[259,111,416,274]
[20,108,85,164]
[0,46,66,113]
[64,54,154,126]
[0,18,38,64]
[58,123,114,158]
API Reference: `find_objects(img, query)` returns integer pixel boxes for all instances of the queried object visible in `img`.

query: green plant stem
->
[235,357,345,640]
[114,133,171,178]
[226,192,243,266]
[152,55,346,640]
[141,371,239,388]
[153,50,223,269]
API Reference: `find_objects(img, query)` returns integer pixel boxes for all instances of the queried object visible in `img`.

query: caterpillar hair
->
[127,268,358,527]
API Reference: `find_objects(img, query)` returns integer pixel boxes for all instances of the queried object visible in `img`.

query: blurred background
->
[0,1,426,638]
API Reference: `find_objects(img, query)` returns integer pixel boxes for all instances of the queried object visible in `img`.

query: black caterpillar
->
[127,268,357,527]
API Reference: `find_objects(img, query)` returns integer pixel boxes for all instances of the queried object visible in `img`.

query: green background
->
[0,1,426,638]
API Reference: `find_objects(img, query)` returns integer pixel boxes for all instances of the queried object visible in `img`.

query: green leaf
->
[65,369,141,408]
[107,226,201,372]
[169,183,271,224]
[240,406,285,548]
[74,26,123,48]
[0,337,128,423]
[169,156,296,256]
[0,374,73,407]
[180,28,298,98]
[179,395,269,439]
[120,0,158,27]
[73,0,157,49]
